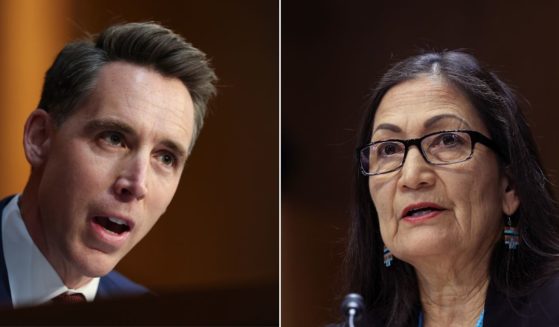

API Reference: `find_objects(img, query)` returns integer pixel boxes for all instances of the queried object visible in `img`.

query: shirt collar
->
[2,195,99,308]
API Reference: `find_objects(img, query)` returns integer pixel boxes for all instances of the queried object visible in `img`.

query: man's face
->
[34,62,194,281]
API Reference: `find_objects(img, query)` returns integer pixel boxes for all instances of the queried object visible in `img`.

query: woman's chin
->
[392,232,458,263]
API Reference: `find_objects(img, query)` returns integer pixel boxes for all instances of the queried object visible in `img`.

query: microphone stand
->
[341,293,364,327]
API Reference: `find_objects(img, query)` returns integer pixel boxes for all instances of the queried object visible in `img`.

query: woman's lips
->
[401,202,446,223]
[402,209,444,223]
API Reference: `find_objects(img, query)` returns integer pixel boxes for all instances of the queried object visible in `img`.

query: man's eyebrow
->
[84,119,135,135]
[424,113,471,129]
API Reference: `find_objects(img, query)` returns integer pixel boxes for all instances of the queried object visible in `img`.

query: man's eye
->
[101,132,125,147]
[158,152,177,167]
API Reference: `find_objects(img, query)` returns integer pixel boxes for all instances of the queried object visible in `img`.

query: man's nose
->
[397,146,435,190]
[113,154,149,201]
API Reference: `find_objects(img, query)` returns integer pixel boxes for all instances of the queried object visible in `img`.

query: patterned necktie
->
[51,292,86,304]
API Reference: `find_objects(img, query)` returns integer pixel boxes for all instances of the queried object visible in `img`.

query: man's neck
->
[19,180,92,289]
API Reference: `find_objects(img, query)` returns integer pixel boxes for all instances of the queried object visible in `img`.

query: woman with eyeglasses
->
[344,51,559,326]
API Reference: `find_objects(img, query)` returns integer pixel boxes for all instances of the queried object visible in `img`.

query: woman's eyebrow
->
[372,114,472,137]
[372,123,401,136]
[424,114,471,129]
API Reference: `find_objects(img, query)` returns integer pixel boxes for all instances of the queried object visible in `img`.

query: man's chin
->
[71,250,123,279]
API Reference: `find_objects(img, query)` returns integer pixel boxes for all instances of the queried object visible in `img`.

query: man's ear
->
[23,109,55,167]
[502,173,520,216]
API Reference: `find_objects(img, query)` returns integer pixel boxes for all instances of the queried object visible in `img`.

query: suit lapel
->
[0,196,16,307]
[96,277,109,299]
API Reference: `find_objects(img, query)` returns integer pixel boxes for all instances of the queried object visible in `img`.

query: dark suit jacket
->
[0,196,149,308]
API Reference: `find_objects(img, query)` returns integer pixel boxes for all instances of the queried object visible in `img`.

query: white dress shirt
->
[1,195,99,308]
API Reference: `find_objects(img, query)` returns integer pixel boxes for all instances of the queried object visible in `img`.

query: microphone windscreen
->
[341,293,364,317]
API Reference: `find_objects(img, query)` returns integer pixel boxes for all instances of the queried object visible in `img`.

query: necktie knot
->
[51,292,86,304]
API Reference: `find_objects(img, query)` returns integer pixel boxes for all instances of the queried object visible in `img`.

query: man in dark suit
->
[0,22,216,308]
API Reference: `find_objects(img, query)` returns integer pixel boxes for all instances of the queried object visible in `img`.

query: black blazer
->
[0,196,149,308]
[342,276,559,326]
[484,276,559,326]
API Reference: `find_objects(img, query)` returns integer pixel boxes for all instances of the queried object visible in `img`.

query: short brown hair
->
[38,22,217,148]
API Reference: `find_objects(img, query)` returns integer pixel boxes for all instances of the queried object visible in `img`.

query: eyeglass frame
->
[357,130,506,176]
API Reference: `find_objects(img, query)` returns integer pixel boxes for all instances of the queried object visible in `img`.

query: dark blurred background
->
[282,1,559,326]
[0,0,278,321]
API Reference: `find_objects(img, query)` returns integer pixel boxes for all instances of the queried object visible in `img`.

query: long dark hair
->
[344,50,559,326]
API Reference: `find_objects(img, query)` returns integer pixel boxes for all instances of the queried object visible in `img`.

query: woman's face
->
[369,76,519,265]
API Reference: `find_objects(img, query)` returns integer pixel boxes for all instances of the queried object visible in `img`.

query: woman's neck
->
[414,253,491,327]
[420,277,487,326]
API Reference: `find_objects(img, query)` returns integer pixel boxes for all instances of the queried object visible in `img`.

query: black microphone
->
[341,293,364,327]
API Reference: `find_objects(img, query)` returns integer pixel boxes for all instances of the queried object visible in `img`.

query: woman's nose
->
[397,146,436,190]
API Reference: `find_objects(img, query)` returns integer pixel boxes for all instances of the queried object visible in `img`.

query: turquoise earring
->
[383,246,393,267]
[504,216,519,250]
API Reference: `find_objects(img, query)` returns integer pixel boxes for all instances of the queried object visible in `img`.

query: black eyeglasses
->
[358,130,503,176]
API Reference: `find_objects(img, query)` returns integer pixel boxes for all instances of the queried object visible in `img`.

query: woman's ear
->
[23,109,55,168]
[502,173,520,216]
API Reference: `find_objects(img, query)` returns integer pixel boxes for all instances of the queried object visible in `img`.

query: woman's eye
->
[439,133,464,147]
[427,132,467,152]
[377,142,402,157]
[442,134,458,145]
[101,132,125,147]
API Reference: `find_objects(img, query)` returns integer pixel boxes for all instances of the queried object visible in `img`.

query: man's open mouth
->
[93,216,131,235]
